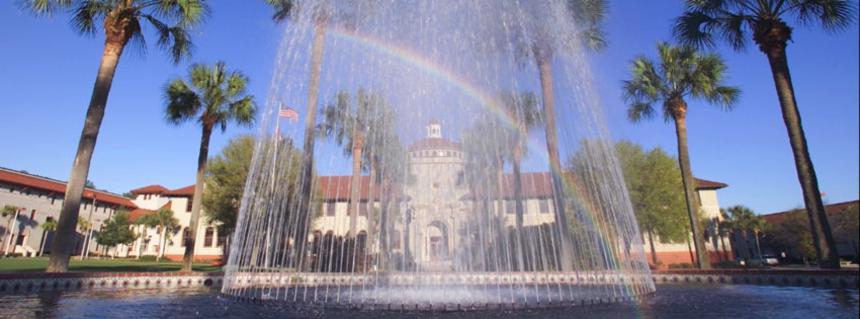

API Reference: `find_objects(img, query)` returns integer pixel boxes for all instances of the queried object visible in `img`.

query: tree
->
[267,0,327,270]
[164,61,257,271]
[203,135,256,239]
[674,0,856,270]
[96,210,136,258]
[317,89,392,238]
[137,208,180,262]
[613,141,688,266]
[622,42,740,268]
[24,0,207,273]
[39,218,58,256]
[2,205,22,256]
[767,209,816,263]
[721,205,766,263]
[830,204,859,262]
[505,0,608,271]
[497,91,541,270]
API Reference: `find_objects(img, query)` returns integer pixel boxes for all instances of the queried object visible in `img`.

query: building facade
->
[0,167,135,257]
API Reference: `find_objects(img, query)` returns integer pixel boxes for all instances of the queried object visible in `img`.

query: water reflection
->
[0,285,856,319]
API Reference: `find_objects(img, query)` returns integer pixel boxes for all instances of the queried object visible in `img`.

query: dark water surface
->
[0,284,857,319]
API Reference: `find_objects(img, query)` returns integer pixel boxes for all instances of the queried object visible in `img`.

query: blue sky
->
[1,2,857,215]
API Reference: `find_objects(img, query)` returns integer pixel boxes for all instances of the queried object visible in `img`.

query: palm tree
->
[267,0,329,270]
[39,218,58,257]
[622,42,740,269]
[25,0,207,272]
[722,205,766,264]
[498,92,541,270]
[507,0,608,271]
[674,0,855,270]
[137,208,180,262]
[2,205,22,255]
[76,218,92,258]
[164,61,257,271]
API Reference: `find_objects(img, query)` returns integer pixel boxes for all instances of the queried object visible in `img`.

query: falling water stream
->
[222,0,654,310]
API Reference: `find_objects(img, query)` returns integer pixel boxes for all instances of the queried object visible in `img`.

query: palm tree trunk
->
[182,123,213,271]
[719,234,729,262]
[647,228,659,267]
[671,104,711,269]
[39,231,47,257]
[512,148,526,271]
[763,44,840,269]
[348,134,365,238]
[47,39,126,273]
[536,54,573,271]
[294,20,328,271]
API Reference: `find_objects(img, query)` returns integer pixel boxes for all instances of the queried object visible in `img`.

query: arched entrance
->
[425,221,449,262]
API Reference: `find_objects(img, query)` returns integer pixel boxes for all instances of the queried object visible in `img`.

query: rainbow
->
[328,27,520,130]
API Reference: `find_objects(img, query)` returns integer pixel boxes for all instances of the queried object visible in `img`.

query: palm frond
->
[266,0,296,22]
[789,0,856,32]
[164,78,201,125]
[21,0,73,15]
[70,0,111,35]
[149,0,209,27]
[674,10,720,49]
[626,102,656,123]
[228,96,257,128]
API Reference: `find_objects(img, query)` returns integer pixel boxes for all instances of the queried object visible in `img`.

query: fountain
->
[222,0,654,310]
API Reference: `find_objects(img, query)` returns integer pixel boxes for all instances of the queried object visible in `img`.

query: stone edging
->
[652,269,859,288]
[0,272,224,294]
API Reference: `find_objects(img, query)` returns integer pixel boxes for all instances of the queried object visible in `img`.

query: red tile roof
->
[164,185,195,197]
[0,167,136,208]
[129,185,169,195]
[316,176,404,201]
[408,138,461,152]
[128,202,172,223]
[694,178,728,190]
[762,200,859,224]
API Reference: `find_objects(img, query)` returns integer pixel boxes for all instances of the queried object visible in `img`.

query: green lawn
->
[0,257,221,273]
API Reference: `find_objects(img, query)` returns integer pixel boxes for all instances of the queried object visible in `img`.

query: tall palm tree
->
[317,90,389,237]
[25,0,207,273]
[498,92,541,270]
[674,0,855,270]
[267,0,329,270]
[137,208,180,262]
[622,42,740,269]
[507,0,608,270]
[164,61,257,271]
[39,218,58,256]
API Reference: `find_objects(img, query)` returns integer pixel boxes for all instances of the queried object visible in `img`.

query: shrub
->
[668,263,695,269]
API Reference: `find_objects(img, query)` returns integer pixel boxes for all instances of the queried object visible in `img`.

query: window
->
[505,201,515,215]
[391,230,401,249]
[181,228,190,246]
[359,202,368,216]
[539,200,550,214]
[326,202,336,216]
[186,198,194,212]
[204,227,215,247]
[217,235,225,247]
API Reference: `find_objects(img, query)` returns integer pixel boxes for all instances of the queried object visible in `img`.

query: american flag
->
[279,106,299,123]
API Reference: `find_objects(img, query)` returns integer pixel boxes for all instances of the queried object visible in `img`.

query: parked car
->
[762,255,779,266]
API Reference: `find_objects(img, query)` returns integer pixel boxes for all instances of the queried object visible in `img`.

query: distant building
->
[1,122,732,268]
[0,167,136,257]
[760,200,859,262]
[309,122,731,270]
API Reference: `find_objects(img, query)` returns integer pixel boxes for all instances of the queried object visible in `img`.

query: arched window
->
[181,227,190,246]
[204,227,215,247]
